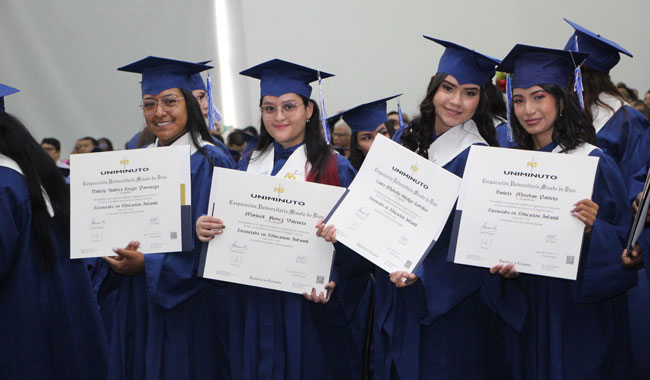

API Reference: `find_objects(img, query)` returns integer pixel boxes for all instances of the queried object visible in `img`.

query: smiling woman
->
[495,44,637,379]
[87,56,235,380]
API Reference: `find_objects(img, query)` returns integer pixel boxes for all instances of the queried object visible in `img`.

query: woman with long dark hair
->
[91,57,235,380]
[196,59,369,379]
[337,95,400,171]
[493,44,636,379]
[0,84,108,379]
[319,37,504,379]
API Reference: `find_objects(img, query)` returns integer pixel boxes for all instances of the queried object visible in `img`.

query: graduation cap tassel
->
[206,72,223,132]
[317,70,331,144]
[572,37,585,110]
[397,97,405,129]
[506,74,513,142]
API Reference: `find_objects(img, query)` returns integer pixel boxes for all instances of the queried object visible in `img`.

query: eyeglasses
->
[259,102,302,119]
[140,96,185,115]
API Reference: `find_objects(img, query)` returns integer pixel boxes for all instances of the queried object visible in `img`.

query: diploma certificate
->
[325,134,462,274]
[627,167,650,251]
[70,146,191,258]
[199,168,345,295]
[449,146,599,280]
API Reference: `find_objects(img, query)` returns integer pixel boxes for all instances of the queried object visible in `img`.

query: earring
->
[306,118,311,123]
[559,108,563,117]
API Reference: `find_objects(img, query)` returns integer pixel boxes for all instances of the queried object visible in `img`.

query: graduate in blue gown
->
[91,57,234,380]
[196,59,369,379]
[562,21,650,378]
[0,84,108,379]
[562,18,650,204]
[319,37,506,379]
[492,44,637,379]
[333,94,401,171]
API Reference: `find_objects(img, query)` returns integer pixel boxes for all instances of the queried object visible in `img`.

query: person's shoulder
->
[199,143,235,168]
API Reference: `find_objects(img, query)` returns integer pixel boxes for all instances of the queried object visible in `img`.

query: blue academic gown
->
[92,143,235,380]
[229,142,370,380]
[0,167,108,380]
[370,127,503,380]
[500,142,637,379]
[593,105,650,379]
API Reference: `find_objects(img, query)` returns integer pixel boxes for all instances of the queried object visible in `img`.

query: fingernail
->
[112,247,119,253]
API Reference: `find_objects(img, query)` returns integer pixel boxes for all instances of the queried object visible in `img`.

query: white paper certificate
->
[449,145,599,280]
[325,134,462,274]
[70,146,191,258]
[199,168,346,295]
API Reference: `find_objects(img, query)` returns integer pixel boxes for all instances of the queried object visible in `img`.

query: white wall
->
[1,0,648,158]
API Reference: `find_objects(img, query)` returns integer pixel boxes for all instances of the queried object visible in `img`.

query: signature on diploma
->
[479,222,497,235]
[480,238,493,249]
[90,218,106,227]
[354,207,370,221]
[149,217,160,225]
[91,231,103,242]
[398,236,410,246]
[545,234,557,243]
[229,256,243,267]
[230,240,248,253]
[296,255,308,264]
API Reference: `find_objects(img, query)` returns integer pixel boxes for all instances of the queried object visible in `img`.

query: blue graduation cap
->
[117,56,213,95]
[190,60,211,91]
[332,94,402,133]
[497,44,588,88]
[563,18,632,73]
[239,59,334,98]
[423,36,500,88]
[0,83,20,113]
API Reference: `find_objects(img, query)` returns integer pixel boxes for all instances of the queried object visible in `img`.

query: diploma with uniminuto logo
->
[325,134,462,274]
[70,146,191,258]
[448,145,598,280]
[199,168,345,295]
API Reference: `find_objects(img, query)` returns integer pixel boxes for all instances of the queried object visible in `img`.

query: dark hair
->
[399,73,498,159]
[79,136,98,147]
[243,125,259,137]
[254,95,336,183]
[141,88,216,164]
[388,110,410,124]
[510,84,596,151]
[41,137,60,151]
[136,126,156,148]
[98,137,114,151]
[616,82,639,102]
[227,129,247,147]
[0,113,70,268]
[569,65,625,122]
[348,121,398,171]
[485,81,507,121]
[384,119,398,137]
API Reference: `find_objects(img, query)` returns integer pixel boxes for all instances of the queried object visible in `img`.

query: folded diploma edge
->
[323,188,350,224]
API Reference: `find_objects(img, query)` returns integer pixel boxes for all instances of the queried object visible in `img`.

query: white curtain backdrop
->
[2,0,648,158]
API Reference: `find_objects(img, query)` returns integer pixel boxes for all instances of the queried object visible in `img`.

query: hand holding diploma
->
[104,240,145,275]
[196,215,226,242]
[571,198,599,235]
[621,244,643,270]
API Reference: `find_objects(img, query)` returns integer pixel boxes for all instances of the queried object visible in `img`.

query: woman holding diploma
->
[196,59,368,379]
[493,45,637,378]
[91,57,235,380]
[319,38,505,378]
[0,84,108,379]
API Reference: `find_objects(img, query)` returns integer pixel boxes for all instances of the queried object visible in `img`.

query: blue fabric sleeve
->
[572,151,637,302]
[144,145,234,310]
